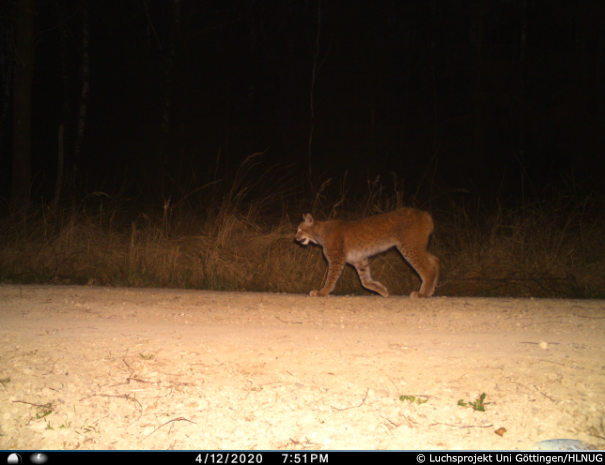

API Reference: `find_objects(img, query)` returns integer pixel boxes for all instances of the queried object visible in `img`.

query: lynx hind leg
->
[428,253,440,292]
[353,259,389,297]
[310,256,346,297]
[410,252,439,298]
[399,248,440,298]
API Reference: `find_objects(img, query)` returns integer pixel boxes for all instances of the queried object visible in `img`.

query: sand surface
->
[0,285,604,450]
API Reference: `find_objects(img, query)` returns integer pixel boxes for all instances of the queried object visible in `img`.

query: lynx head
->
[295,213,317,246]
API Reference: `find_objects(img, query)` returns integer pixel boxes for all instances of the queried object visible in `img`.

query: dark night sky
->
[2,0,605,207]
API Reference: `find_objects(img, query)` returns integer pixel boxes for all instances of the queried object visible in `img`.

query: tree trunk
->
[517,0,528,203]
[53,1,69,210]
[0,2,15,158]
[73,0,90,166]
[10,0,34,213]
[307,0,321,192]
[162,0,181,136]
[470,0,487,193]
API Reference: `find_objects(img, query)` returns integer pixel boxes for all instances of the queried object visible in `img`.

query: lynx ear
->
[302,213,314,224]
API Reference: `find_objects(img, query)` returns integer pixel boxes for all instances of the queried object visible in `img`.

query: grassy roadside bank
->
[1,187,603,299]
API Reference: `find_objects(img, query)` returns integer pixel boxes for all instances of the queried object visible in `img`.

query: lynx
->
[295,208,439,298]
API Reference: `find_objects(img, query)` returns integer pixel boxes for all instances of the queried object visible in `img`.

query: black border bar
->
[3,450,604,465]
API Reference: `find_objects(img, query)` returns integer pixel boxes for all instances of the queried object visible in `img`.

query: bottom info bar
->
[1,451,603,465]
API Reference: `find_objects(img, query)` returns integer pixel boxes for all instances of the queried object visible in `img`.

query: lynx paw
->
[377,288,389,298]
[310,290,328,297]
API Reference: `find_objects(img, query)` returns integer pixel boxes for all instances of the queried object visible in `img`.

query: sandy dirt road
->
[0,285,604,450]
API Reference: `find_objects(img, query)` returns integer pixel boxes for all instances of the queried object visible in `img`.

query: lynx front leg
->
[310,256,345,297]
[353,259,389,297]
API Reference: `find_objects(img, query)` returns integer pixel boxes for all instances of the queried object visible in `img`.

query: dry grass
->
[0,172,603,298]
[433,197,605,297]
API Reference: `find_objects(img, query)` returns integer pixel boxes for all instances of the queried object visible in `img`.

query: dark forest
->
[1,1,604,297]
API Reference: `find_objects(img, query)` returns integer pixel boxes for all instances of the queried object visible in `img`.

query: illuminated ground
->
[0,285,603,450]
